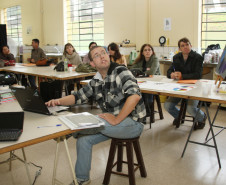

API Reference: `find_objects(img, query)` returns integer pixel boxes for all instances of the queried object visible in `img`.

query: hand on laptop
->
[45,99,61,107]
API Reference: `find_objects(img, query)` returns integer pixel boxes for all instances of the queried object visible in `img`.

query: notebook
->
[59,112,105,130]
[11,87,68,115]
[0,111,24,141]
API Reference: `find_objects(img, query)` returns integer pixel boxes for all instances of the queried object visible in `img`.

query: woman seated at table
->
[62,43,82,67]
[62,43,82,94]
[132,44,161,118]
[82,42,97,64]
[132,44,160,76]
[0,45,16,66]
[108,42,127,67]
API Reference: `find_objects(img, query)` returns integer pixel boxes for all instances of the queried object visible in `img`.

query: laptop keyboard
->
[0,130,22,141]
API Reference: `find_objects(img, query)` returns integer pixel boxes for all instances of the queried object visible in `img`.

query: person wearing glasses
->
[164,37,206,129]
[46,46,146,185]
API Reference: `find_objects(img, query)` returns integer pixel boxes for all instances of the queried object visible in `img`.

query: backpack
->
[54,61,64,72]
[130,69,148,78]
[0,72,16,85]
[75,64,97,73]
[202,44,221,57]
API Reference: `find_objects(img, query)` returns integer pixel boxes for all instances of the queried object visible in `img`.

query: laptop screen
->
[11,87,51,115]
[0,112,24,130]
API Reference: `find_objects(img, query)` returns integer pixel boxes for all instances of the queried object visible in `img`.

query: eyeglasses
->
[93,50,107,59]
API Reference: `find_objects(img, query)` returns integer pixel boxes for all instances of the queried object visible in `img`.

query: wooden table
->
[0,100,79,185]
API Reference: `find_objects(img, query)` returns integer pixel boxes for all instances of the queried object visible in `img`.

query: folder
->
[177,80,197,84]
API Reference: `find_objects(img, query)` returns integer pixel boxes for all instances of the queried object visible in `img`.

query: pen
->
[37,124,62,128]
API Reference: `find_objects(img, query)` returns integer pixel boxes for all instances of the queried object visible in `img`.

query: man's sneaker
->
[70,179,91,185]
[194,114,207,130]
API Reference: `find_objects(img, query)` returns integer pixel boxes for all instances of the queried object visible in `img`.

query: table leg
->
[204,102,221,168]
[52,137,61,185]
[181,102,221,169]
[63,136,78,185]
[22,148,32,185]
[181,101,203,157]
[52,137,78,185]
[205,104,221,142]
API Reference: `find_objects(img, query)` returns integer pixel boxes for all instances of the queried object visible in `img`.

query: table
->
[0,100,79,185]
[1,64,95,95]
[2,64,95,81]
[81,76,226,168]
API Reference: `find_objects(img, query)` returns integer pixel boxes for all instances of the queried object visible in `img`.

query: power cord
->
[28,162,42,185]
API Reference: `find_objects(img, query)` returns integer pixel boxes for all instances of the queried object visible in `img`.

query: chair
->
[144,94,164,128]
[103,137,147,185]
[175,99,194,128]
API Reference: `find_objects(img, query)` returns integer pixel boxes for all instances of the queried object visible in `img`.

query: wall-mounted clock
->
[159,36,166,46]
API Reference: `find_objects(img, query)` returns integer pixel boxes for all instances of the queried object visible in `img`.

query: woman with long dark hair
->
[132,44,160,75]
[62,43,82,66]
[108,42,127,66]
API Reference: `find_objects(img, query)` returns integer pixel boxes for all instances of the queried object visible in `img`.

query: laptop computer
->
[11,87,68,115]
[0,111,24,141]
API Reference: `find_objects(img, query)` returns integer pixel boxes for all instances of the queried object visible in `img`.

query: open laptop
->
[0,112,24,141]
[11,87,68,115]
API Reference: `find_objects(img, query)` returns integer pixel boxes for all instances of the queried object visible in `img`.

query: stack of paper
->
[59,112,105,130]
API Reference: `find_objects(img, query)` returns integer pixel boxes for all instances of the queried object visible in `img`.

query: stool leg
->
[117,142,123,172]
[103,140,117,185]
[150,99,155,124]
[181,100,187,124]
[176,99,186,128]
[126,142,136,185]
[156,95,164,120]
[133,140,147,177]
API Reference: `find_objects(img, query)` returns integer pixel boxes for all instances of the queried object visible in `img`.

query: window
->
[3,5,23,45]
[201,0,226,51]
[65,0,104,51]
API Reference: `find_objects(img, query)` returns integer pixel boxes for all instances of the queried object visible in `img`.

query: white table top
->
[0,100,76,154]
[81,75,226,104]
[2,64,95,80]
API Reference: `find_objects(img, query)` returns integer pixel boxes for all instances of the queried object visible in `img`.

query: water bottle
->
[64,59,68,71]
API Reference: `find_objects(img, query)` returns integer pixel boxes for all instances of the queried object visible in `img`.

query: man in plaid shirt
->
[46,46,146,185]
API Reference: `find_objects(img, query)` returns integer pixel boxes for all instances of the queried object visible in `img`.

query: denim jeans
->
[74,117,144,181]
[164,97,205,122]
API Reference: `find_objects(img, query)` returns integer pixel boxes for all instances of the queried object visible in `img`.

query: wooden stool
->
[175,99,194,128]
[103,137,147,185]
[150,95,164,124]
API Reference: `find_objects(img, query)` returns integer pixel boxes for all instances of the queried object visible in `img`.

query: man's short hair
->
[32,39,40,45]
[178,37,191,48]
[88,46,101,61]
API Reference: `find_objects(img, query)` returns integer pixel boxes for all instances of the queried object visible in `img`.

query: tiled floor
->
[0,103,226,185]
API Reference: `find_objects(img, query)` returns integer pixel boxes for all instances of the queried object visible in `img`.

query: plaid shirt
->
[73,62,146,122]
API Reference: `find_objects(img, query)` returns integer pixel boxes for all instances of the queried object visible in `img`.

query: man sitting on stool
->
[164,37,206,130]
[46,46,146,185]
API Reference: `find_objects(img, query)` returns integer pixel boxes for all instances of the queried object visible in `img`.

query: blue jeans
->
[74,117,144,181]
[164,97,205,122]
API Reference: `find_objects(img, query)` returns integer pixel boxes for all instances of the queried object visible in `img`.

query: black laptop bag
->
[40,80,62,102]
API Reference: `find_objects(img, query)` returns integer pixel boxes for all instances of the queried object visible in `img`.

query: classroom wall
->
[0,0,201,51]
[149,0,201,47]
[0,0,43,46]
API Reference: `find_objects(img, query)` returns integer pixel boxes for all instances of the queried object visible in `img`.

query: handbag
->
[54,61,64,72]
